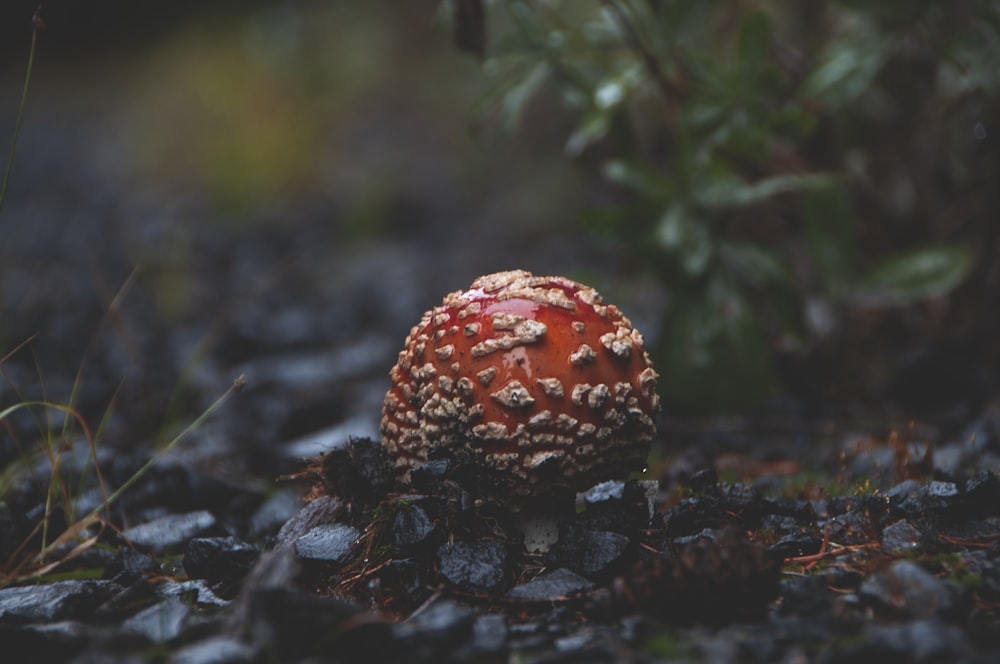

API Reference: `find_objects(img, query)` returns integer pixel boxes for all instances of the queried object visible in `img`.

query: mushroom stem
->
[512,495,575,553]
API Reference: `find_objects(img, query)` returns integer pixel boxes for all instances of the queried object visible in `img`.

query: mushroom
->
[380,269,660,550]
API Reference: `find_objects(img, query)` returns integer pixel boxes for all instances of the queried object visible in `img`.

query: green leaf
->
[800,35,887,110]
[656,205,713,277]
[603,159,671,198]
[565,109,610,155]
[719,242,792,288]
[858,246,973,305]
[801,183,855,294]
[499,60,549,132]
[696,172,836,210]
[737,11,772,78]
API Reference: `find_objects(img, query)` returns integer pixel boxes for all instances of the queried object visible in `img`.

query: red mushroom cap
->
[380,270,659,498]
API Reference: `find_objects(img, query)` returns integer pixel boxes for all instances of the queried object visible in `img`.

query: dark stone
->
[249,490,301,538]
[663,483,764,537]
[886,479,920,504]
[777,576,833,617]
[122,598,192,643]
[183,537,260,586]
[274,495,344,548]
[761,496,817,523]
[393,599,475,641]
[900,481,963,518]
[881,519,931,555]
[689,468,719,491]
[508,568,595,601]
[859,560,968,620]
[392,500,438,551]
[965,470,1000,516]
[546,526,631,578]
[576,480,654,534]
[392,599,476,661]
[0,580,122,625]
[468,613,509,655]
[170,636,255,664]
[293,524,361,563]
[769,533,822,559]
[437,540,509,593]
[120,510,218,553]
[581,480,626,504]
[234,586,390,662]
[118,548,159,583]
[613,528,781,625]
[318,436,393,505]
[824,508,882,545]
[408,459,453,491]
[836,619,973,663]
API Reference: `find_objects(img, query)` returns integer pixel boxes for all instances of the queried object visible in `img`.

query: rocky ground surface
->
[2,183,999,661]
[2,39,1000,663]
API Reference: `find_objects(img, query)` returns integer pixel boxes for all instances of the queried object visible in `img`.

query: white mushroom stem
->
[512,496,575,553]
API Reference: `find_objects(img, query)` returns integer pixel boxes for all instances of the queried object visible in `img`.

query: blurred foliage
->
[453,0,1000,412]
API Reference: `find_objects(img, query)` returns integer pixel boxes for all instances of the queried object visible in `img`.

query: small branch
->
[599,0,681,102]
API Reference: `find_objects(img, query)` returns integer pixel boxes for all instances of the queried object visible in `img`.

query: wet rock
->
[663,483,764,537]
[834,619,973,663]
[408,459,453,491]
[392,500,438,552]
[881,519,931,554]
[469,613,508,654]
[546,526,631,578]
[0,580,122,625]
[316,437,393,506]
[508,568,595,601]
[886,479,920,505]
[688,467,719,491]
[576,480,655,534]
[965,470,1000,516]
[236,586,388,662]
[859,560,968,620]
[769,532,822,559]
[293,523,361,563]
[274,495,344,548]
[393,599,476,660]
[777,576,833,617]
[122,598,192,643]
[170,636,255,664]
[159,579,230,608]
[437,540,510,594]
[184,537,260,588]
[900,481,962,517]
[608,529,781,625]
[114,548,160,585]
[824,507,883,545]
[121,510,217,552]
[248,490,301,537]
[581,479,626,504]
[962,547,1000,604]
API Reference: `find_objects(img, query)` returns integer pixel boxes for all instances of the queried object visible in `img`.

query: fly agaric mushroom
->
[380,270,659,510]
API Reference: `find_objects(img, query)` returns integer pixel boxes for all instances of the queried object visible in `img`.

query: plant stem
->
[0,6,44,217]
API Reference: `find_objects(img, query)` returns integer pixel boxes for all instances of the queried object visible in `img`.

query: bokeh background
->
[1,1,999,480]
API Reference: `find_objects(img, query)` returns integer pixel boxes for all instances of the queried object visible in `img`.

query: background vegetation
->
[464,0,1000,415]
[1,0,998,426]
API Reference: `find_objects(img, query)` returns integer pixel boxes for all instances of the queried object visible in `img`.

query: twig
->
[598,0,681,102]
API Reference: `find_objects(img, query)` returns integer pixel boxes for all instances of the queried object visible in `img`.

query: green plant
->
[0,6,43,217]
[454,0,998,411]
[0,370,244,587]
